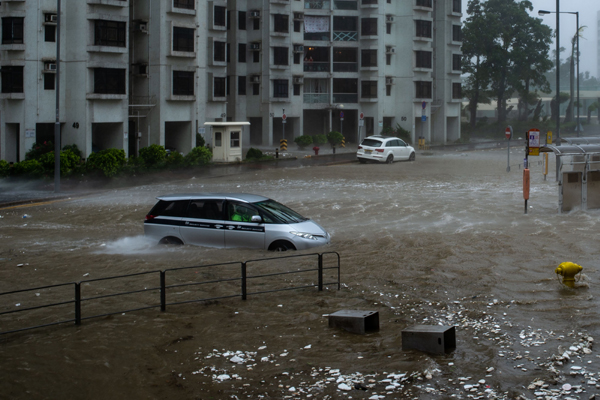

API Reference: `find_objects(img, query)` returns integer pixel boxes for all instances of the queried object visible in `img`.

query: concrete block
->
[328,310,379,334]
[401,325,456,354]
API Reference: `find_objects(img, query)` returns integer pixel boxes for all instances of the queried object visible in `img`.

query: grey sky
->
[461,0,599,78]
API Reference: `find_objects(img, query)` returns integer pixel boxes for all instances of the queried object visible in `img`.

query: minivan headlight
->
[290,231,317,240]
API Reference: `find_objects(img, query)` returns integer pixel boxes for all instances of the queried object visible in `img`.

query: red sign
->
[505,126,513,140]
[360,112,364,119]
[422,101,426,109]
[282,114,287,120]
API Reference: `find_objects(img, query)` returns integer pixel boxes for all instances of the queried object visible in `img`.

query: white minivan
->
[144,193,331,251]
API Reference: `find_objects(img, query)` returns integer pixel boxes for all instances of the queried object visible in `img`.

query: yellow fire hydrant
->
[555,262,583,288]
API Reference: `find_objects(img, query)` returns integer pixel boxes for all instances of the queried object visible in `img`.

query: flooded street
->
[1,148,599,399]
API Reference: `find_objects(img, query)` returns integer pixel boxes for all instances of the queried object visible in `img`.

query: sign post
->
[505,125,513,172]
[340,110,344,138]
[420,102,426,149]
[282,109,286,141]
[358,112,364,143]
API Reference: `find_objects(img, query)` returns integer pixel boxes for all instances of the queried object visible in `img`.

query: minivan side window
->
[185,200,224,220]
[227,201,260,222]
[149,200,189,217]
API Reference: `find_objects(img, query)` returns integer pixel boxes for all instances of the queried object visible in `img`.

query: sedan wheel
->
[409,152,416,161]
[386,154,394,164]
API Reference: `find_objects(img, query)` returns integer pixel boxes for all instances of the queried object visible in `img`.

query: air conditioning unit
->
[293,13,304,20]
[44,63,57,71]
[138,22,148,33]
[386,77,394,85]
[50,14,58,23]
[250,10,260,18]
[386,15,394,22]
[293,77,303,84]
[250,43,261,51]
[251,75,261,83]
[293,45,304,53]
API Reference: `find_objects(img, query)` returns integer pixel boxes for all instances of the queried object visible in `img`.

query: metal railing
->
[0,252,340,335]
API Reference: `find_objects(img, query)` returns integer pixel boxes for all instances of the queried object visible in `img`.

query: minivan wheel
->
[159,237,183,245]
[269,241,295,252]
[409,152,416,161]
[386,154,394,164]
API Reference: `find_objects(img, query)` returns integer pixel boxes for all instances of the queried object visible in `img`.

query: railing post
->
[337,253,341,290]
[160,271,166,312]
[75,283,81,325]
[318,253,323,291]
[242,262,247,300]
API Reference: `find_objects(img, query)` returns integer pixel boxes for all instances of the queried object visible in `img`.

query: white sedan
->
[357,135,416,164]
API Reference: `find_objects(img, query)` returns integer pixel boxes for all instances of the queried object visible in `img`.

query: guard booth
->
[204,122,250,163]
[542,138,600,213]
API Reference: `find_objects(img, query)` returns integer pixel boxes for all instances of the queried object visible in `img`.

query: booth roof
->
[204,122,251,127]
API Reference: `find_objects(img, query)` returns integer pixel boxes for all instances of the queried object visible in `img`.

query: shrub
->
[10,159,45,178]
[313,134,327,145]
[122,156,146,175]
[165,151,185,168]
[86,149,126,177]
[327,131,344,147]
[39,150,81,176]
[25,141,54,161]
[0,160,9,178]
[139,144,167,169]
[246,148,263,160]
[395,124,412,145]
[196,133,206,148]
[294,135,314,149]
[62,144,82,159]
[185,146,212,167]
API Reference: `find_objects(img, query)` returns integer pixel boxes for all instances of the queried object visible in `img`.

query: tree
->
[462,0,553,124]
[564,26,585,124]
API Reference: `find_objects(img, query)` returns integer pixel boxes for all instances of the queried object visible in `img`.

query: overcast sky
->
[461,0,600,78]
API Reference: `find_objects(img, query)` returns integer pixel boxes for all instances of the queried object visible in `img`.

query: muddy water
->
[1,148,599,399]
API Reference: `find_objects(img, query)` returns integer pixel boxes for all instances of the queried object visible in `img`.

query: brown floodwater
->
[1,148,598,399]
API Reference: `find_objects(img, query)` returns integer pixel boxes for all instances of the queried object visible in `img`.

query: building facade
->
[0,0,461,163]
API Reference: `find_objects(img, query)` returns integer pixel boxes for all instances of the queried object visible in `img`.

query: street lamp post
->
[54,0,61,193]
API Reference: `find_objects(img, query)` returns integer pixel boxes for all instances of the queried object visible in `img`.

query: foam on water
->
[97,235,159,255]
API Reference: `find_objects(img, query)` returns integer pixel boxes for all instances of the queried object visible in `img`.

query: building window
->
[274,47,288,65]
[227,43,230,63]
[174,0,195,9]
[415,51,432,68]
[293,84,300,96]
[415,20,432,38]
[253,51,259,63]
[239,11,247,30]
[214,76,226,97]
[273,79,288,98]
[230,131,240,147]
[386,53,391,65]
[215,132,222,147]
[452,0,461,13]
[94,68,126,94]
[45,25,56,43]
[253,18,260,30]
[452,54,461,71]
[238,76,246,95]
[362,0,377,4]
[214,6,226,27]
[416,0,432,7]
[1,17,24,45]
[214,41,226,62]
[452,82,462,99]
[386,84,391,96]
[173,71,194,96]
[274,14,289,33]
[386,23,391,34]
[452,25,462,42]
[94,20,126,47]
[173,27,194,52]
[239,43,247,63]
[1,66,24,93]
[253,83,259,95]
[361,18,377,36]
[44,73,55,90]
[294,20,301,32]
[361,50,377,67]
[361,81,377,99]
[294,52,301,64]
[415,81,432,99]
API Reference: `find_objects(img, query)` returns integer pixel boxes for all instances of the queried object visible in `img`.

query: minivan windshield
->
[253,200,308,223]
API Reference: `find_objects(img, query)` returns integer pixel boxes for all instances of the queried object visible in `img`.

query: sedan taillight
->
[145,215,156,220]
[358,146,363,150]
[375,149,384,153]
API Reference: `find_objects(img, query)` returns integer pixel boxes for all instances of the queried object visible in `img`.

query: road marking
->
[0,198,73,211]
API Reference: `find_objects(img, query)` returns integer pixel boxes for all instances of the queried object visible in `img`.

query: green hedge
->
[294,135,314,149]
[185,146,212,166]
[86,149,126,178]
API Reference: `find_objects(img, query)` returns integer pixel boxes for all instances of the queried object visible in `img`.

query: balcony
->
[304,93,329,103]
[333,31,357,41]
[304,62,330,72]
[333,0,357,10]
[305,0,330,9]
[304,32,330,41]
[333,62,357,72]
[333,93,357,103]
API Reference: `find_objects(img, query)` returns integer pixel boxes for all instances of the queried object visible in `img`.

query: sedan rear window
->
[361,139,383,147]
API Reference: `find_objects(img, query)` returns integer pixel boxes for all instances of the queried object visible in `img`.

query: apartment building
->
[0,0,461,163]
[597,10,600,81]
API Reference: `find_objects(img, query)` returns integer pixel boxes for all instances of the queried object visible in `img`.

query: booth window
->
[230,131,240,148]
[215,132,222,147]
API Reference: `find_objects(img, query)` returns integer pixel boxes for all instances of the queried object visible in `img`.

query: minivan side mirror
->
[251,215,262,223]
